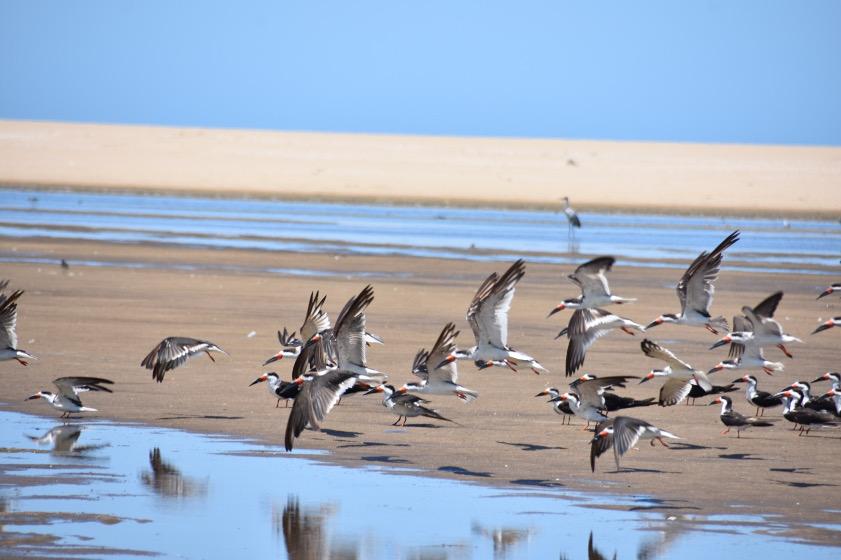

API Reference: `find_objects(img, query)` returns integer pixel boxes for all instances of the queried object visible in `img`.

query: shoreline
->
[1,236,839,530]
[2,120,840,220]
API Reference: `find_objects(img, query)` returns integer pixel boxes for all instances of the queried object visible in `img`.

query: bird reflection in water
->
[558,526,686,560]
[26,424,108,456]
[273,497,357,560]
[139,447,207,498]
[471,522,532,559]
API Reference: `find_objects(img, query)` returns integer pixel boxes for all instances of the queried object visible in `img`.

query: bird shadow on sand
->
[361,455,411,464]
[718,453,765,461]
[772,479,837,489]
[320,428,361,438]
[496,440,567,452]
[336,440,411,450]
[510,478,565,488]
[604,466,680,475]
[769,467,813,475]
[157,415,244,421]
[666,442,727,451]
[439,465,493,478]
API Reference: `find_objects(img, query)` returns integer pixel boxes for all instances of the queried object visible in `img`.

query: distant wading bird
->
[0,280,37,365]
[141,337,228,382]
[27,377,114,417]
[646,230,740,334]
[548,256,636,315]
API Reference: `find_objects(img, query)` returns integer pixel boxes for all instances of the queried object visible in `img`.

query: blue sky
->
[1,1,839,145]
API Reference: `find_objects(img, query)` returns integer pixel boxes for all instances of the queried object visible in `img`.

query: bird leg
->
[531,367,541,375]
[762,367,774,376]
[16,358,28,366]
[721,427,730,435]
[392,417,401,426]
[402,417,408,427]
[777,344,793,359]
[505,359,518,372]
[620,327,635,336]
[275,399,280,408]
[657,438,670,447]
[705,324,720,335]
[285,400,290,408]
[205,351,216,362]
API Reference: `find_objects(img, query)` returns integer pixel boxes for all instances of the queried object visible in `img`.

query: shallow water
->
[1,188,838,274]
[1,409,838,559]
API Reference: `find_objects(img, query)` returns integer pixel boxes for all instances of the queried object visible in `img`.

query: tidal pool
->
[0,409,838,559]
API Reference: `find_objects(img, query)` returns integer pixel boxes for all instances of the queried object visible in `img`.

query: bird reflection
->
[558,525,686,560]
[471,522,532,559]
[26,424,108,456]
[139,448,207,498]
[274,497,357,560]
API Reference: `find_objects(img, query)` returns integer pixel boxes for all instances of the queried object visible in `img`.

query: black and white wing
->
[676,230,739,316]
[727,315,753,359]
[574,375,639,408]
[640,339,694,372]
[751,291,783,320]
[411,348,430,380]
[333,285,374,371]
[569,256,614,301]
[590,418,615,472]
[565,308,620,376]
[284,370,357,451]
[611,416,653,466]
[140,337,222,383]
[470,259,526,349]
[658,378,693,406]
[0,288,23,350]
[277,327,302,348]
[54,376,114,399]
[425,322,460,384]
[299,291,332,342]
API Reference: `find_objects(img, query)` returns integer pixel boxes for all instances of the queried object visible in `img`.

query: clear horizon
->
[2,1,840,146]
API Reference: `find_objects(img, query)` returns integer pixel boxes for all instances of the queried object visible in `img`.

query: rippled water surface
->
[1,409,839,559]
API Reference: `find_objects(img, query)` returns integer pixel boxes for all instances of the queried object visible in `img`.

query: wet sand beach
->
[1,236,839,529]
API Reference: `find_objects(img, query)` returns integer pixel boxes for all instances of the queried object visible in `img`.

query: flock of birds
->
[3,227,841,473]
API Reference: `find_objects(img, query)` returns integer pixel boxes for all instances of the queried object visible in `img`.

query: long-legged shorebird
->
[646,230,739,334]
[27,377,114,418]
[0,280,36,366]
[141,337,227,383]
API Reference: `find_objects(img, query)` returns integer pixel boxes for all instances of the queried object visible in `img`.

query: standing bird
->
[0,282,36,365]
[249,372,299,408]
[547,256,636,316]
[562,308,646,376]
[561,196,581,240]
[646,230,739,334]
[732,374,783,417]
[590,416,680,472]
[26,377,114,418]
[708,395,774,438]
[639,339,713,406]
[365,384,456,427]
[141,337,228,383]
[534,387,575,425]
[812,318,841,335]
[403,323,478,402]
[447,260,548,373]
[777,389,839,435]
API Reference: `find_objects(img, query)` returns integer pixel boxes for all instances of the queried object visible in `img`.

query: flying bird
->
[0,281,36,366]
[562,308,645,376]
[646,230,739,334]
[639,339,713,406]
[27,377,114,417]
[140,337,228,382]
[404,323,478,402]
[548,256,635,315]
[590,416,680,472]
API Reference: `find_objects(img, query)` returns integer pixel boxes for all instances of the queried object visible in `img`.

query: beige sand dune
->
[1,119,840,217]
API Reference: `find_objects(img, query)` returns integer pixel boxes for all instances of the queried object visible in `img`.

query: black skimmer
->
[26,377,114,417]
[534,387,575,425]
[812,317,841,335]
[283,343,359,451]
[784,381,837,414]
[707,315,783,376]
[708,395,774,438]
[812,371,841,391]
[553,391,608,428]
[0,281,36,366]
[777,389,839,435]
[817,283,841,299]
[249,372,299,407]
[570,374,653,412]
[685,379,737,406]
[365,384,455,426]
[328,285,387,384]
[590,416,680,472]
[547,256,635,316]
[404,323,478,402]
[141,337,228,382]
[552,375,640,429]
[448,259,548,373]
[646,230,739,334]
[821,389,841,416]
[562,196,581,239]
[732,374,783,416]
[561,308,645,376]
[711,292,801,358]
[639,339,713,406]
[262,327,302,366]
